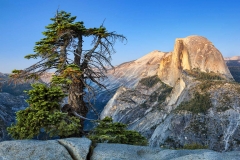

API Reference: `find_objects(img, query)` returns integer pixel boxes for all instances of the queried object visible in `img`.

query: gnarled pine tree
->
[11,11,126,133]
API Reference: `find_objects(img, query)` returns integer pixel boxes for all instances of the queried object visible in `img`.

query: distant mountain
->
[0,72,53,141]
[224,56,240,61]
[225,57,240,83]
[101,35,240,152]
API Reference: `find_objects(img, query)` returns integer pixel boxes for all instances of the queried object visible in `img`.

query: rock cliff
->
[101,35,240,152]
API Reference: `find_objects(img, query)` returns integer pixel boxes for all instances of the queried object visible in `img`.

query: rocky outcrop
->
[101,35,240,152]
[0,138,240,160]
[158,36,233,86]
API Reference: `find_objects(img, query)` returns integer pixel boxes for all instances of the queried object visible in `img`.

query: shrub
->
[177,92,212,114]
[139,75,160,88]
[88,117,148,146]
[7,83,80,139]
[182,143,208,149]
[185,68,224,80]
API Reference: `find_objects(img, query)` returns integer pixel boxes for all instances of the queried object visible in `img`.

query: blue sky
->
[1,0,240,73]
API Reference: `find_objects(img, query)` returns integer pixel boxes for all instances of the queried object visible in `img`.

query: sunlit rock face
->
[103,50,166,89]
[158,36,233,86]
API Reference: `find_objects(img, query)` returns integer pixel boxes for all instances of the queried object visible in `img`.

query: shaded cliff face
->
[85,50,166,129]
[158,36,233,86]
[0,72,52,141]
[225,58,240,83]
[0,93,28,141]
[101,35,240,151]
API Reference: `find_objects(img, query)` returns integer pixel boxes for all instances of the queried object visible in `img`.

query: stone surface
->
[91,143,240,160]
[0,140,72,160]
[58,138,92,160]
[0,138,239,159]
[91,143,163,160]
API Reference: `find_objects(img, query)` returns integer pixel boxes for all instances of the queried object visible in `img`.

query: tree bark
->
[68,35,87,133]
[68,78,87,132]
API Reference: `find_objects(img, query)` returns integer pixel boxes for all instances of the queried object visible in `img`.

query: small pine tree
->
[7,83,80,139]
[88,117,148,146]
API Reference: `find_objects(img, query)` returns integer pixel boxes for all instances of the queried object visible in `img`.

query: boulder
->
[58,138,92,160]
[0,140,72,160]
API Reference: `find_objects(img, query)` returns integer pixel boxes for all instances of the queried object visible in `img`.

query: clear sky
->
[1,0,240,73]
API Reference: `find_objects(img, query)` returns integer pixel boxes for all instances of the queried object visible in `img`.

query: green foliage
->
[25,11,116,73]
[177,92,212,114]
[51,64,82,85]
[7,83,80,139]
[198,80,225,92]
[157,83,173,103]
[182,143,208,150]
[185,68,224,80]
[139,75,160,88]
[147,84,172,103]
[140,78,172,109]
[88,117,148,146]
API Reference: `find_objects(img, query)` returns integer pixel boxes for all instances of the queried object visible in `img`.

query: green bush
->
[182,143,208,149]
[185,69,223,80]
[7,83,80,139]
[139,75,160,88]
[88,117,148,146]
[177,92,212,114]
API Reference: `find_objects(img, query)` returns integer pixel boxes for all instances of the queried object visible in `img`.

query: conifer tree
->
[11,11,126,132]
[88,117,148,146]
[7,83,80,139]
